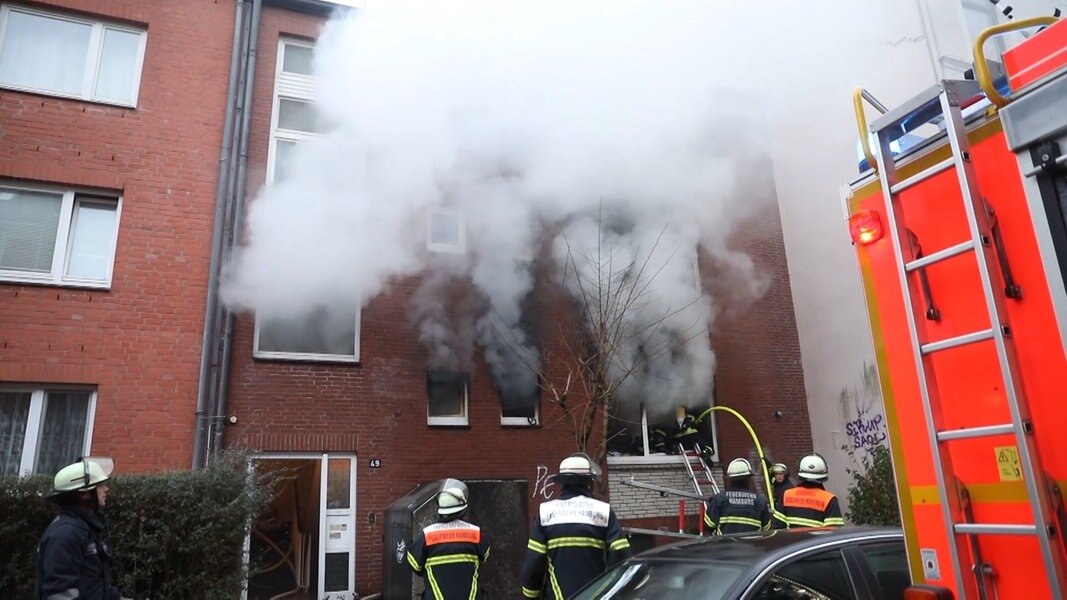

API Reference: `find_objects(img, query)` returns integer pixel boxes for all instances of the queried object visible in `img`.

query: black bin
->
[382,479,529,599]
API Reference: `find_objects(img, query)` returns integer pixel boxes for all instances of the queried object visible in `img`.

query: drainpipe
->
[194,0,247,469]
[212,0,263,458]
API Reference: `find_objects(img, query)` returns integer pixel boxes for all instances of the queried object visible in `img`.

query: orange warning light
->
[849,209,884,245]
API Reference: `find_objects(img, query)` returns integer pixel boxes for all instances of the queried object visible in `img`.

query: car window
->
[855,542,910,599]
[572,560,745,600]
[751,549,855,600]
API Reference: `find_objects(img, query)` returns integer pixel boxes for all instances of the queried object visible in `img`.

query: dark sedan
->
[573,527,909,599]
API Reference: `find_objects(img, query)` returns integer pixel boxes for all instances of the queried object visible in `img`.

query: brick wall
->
[608,462,725,520]
[707,186,813,481]
[0,0,234,470]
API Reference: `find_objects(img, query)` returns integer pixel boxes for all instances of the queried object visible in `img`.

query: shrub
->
[0,452,273,599]
[843,444,902,526]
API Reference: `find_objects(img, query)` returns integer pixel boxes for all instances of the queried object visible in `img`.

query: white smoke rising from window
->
[221,0,817,416]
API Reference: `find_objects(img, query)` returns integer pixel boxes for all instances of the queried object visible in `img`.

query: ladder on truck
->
[868,79,1067,598]
[679,442,720,498]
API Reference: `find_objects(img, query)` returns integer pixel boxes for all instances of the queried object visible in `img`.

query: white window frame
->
[427,373,469,427]
[252,309,361,363]
[0,182,122,289]
[0,4,147,107]
[254,38,364,364]
[427,208,466,254]
[1,386,97,476]
[267,38,317,184]
[607,405,720,467]
[501,403,539,427]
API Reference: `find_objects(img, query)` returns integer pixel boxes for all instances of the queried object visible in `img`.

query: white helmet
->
[771,463,788,475]
[437,478,469,516]
[554,452,602,480]
[797,454,829,481]
[47,457,114,498]
[726,458,753,479]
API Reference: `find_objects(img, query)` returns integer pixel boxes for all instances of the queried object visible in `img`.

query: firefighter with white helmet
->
[704,458,771,535]
[35,457,124,600]
[773,453,845,529]
[770,461,795,509]
[521,453,631,599]
[406,478,490,599]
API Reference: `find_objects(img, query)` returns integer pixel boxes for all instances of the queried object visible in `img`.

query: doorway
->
[247,454,357,600]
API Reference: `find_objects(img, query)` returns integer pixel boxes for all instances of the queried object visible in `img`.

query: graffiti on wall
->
[838,362,887,454]
[532,464,556,500]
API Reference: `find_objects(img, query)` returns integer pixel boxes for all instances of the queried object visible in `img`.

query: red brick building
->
[0,1,811,597]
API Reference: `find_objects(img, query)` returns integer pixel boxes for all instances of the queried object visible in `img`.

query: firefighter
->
[770,462,795,509]
[406,479,490,600]
[521,453,632,599]
[35,457,124,600]
[704,458,771,535]
[773,454,845,529]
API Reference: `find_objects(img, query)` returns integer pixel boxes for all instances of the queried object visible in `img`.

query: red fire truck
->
[845,15,1067,599]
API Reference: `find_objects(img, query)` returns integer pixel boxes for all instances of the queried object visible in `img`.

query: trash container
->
[382,479,528,599]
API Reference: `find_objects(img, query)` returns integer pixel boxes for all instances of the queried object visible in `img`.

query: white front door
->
[319,454,357,600]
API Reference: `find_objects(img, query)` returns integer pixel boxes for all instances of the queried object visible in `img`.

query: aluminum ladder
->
[869,78,1067,599]
[679,442,720,498]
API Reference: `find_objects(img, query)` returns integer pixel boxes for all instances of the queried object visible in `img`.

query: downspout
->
[212,0,263,458]
[194,0,247,469]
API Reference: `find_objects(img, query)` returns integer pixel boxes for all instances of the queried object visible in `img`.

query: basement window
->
[0,387,96,477]
[0,4,146,106]
[0,183,121,288]
[427,371,469,426]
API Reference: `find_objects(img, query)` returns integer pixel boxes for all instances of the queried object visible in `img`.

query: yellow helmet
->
[47,457,114,498]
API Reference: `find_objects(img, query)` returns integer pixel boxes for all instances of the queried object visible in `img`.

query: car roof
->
[631,526,903,566]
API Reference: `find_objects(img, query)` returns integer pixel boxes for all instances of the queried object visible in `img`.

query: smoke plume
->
[220,0,826,418]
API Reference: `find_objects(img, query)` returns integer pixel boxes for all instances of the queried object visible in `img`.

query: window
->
[607,403,718,465]
[254,39,363,361]
[427,371,469,426]
[254,305,360,362]
[0,184,121,287]
[0,4,146,106]
[0,388,95,477]
[427,209,466,253]
[268,39,318,184]
[855,542,910,600]
[754,550,855,600]
[498,287,541,426]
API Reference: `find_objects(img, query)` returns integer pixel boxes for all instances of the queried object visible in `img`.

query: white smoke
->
[220,0,839,417]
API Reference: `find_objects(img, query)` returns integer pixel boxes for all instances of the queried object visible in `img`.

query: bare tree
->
[491,215,708,496]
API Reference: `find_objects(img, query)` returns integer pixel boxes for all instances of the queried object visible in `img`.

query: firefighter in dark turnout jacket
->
[773,454,846,529]
[704,458,771,534]
[36,457,123,600]
[521,453,632,599]
[770,462,795,510]
[406,479,490,600]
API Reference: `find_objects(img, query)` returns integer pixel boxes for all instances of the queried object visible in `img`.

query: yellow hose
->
[697,405,777,510]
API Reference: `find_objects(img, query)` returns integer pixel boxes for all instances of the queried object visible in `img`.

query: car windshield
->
[572,559,745,600]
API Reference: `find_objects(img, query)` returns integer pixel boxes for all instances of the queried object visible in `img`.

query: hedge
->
[843,444,902,526]
[0,453,274,599]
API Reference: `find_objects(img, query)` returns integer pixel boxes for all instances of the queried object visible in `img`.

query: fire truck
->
[845,15,1067,599]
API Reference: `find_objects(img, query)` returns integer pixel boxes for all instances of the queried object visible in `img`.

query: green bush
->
[0,452,273,599]
[843,444,902,526]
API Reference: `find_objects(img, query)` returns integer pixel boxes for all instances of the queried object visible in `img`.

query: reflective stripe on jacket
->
[406,519,490,600]
[772,484,845,529]
[521,489,632,599]
[704,489,771,534]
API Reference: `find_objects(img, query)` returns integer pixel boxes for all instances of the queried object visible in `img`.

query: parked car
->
[572,526,909,599]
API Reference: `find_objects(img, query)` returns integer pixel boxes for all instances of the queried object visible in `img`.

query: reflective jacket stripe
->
[546,537,605,550]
